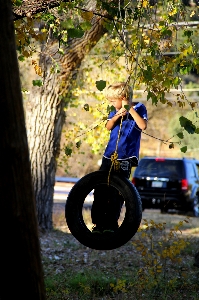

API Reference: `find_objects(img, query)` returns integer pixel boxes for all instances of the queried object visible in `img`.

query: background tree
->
[0,0,46,299]
[13,0,112,230]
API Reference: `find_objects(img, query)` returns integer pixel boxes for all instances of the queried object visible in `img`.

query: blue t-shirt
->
[103,102,147,161]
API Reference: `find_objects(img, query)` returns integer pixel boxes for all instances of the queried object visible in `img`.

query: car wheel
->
[193,195,199,217]
[65,170,142,250]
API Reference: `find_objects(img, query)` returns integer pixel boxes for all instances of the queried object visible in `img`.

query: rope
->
[108,115,124,185]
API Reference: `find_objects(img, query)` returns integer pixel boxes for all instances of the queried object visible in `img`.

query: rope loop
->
[107,115,124,185]
[111,152,120,171]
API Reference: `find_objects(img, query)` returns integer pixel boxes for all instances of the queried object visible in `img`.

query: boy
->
[91,82,148,233]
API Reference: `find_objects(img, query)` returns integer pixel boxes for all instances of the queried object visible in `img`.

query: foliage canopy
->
[13,0,199,158]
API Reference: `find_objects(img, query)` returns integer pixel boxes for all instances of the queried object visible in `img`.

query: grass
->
[40,206,199,299]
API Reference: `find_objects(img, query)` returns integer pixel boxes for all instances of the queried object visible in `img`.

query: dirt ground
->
[39,204,199,299]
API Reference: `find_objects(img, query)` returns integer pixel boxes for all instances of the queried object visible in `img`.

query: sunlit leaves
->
[32,60,42,76]
[173,77,181,88]
[14,0,199,159]
[133,217,190,288]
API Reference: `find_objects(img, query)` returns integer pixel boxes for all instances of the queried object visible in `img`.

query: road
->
[53,180,94,206]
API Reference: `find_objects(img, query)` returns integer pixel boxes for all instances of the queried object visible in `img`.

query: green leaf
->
[81,21,92,31]
[179,116,196,134]
[195,128,199,134]
[107,105,115,113]
[124,105,130,111]
[96,80,106,91]
[160,28,172,38]
[163,78,171,88]
[65,146,72,156]
[32,80,43,87]
[67,28,84,38]
[179,116,188,127]
[61,19,74,29]
[183,30,193,38]
[177,132,184,139]
[76,140,81,148]
[180,146,187,153]
[147,91,153,101]
[84,104,89,111]
[147,91,158,105]
[14,0,23,6]
[173,77,181,88]
[143,67,153,81]
[18,55,25,61]
[58,48,64,55]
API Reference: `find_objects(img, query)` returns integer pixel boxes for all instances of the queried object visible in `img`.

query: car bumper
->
[137,191,188,209]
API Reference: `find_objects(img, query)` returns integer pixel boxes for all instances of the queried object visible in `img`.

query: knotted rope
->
[108,115,124,185]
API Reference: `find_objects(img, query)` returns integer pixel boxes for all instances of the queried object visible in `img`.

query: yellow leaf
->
[187,45,193,54]
[81,11,93,21]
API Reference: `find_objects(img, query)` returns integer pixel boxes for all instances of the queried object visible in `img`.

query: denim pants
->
[91,157,135,228]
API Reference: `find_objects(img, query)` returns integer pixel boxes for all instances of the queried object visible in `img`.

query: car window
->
[195,163,199,177]
[135,159,185,177]
[185,162,196,177]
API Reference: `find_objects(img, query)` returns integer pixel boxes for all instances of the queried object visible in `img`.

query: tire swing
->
[65,170,142,250]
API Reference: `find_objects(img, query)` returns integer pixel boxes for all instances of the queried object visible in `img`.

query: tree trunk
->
[26,15,107,230]
[0,1,46,299]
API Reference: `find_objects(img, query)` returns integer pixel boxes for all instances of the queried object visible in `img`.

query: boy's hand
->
[116,107,127,117]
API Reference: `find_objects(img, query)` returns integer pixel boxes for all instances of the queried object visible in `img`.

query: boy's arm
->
[122,100,147,130]
[129,106,147,130]
[106,108,127,131]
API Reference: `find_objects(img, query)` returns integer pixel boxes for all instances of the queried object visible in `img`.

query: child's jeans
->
[91,156,136,229]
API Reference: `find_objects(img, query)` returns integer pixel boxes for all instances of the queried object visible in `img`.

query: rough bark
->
[26,14,107,230]
[0,1,46,299]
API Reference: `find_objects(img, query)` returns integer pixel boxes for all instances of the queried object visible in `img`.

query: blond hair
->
[105,82,133,102]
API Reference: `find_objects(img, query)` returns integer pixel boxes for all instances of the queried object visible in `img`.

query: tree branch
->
[13,0,69,20]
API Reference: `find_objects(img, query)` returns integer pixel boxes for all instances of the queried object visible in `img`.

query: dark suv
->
[132,157,199,216]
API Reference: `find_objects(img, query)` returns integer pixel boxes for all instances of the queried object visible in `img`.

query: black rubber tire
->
[65,170,142,250]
